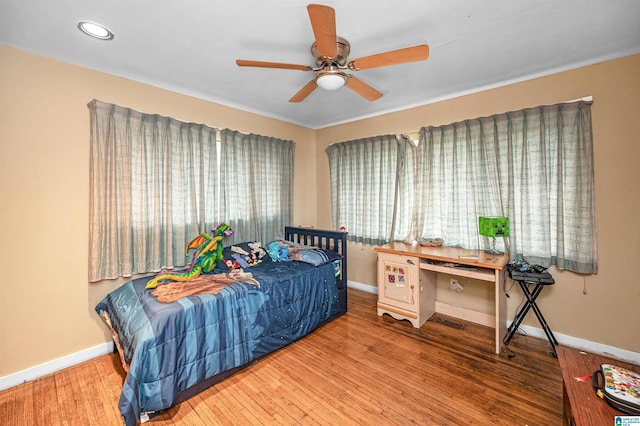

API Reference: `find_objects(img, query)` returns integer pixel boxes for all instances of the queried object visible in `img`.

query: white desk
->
[375,242,509,354]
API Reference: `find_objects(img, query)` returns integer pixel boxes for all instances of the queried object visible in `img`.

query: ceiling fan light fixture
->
[77,21,114,40]
[236,5,429,102]
[315,70,348,91]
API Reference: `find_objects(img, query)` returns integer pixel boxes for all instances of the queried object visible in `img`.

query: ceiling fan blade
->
[345,76,383,101]
[307,4,337,60]
[236,59,312,71]
[348,44,430,71]
[289,80,318,102]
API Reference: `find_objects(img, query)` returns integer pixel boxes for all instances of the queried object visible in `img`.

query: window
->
[327,135,414,245]
[219,129,295,244]
[327,100,596,274]
[88,100,294,281]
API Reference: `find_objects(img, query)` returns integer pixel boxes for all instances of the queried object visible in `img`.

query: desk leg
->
[495,268,507,354]
[419,268,437,323]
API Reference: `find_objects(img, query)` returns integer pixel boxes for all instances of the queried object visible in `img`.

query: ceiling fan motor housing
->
[312,36,350,67]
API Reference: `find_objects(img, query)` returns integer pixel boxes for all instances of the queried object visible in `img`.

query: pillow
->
[289,247,341,266]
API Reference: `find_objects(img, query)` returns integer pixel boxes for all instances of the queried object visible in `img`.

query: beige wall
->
[316,53,640,353]
[1,45,638,378]
[0,45,316,376]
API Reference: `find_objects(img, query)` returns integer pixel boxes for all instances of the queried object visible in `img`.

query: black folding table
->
[504,267,559,357]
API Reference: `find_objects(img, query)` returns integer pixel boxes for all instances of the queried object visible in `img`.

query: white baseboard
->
[3,285,638,391]
[0,341,113,391]
[508,323,640,365]
[1,283,374,390]
[347,280,377,294]
[349,281,639,364]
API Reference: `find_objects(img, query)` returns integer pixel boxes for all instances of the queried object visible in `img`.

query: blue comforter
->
[96,260,339,425]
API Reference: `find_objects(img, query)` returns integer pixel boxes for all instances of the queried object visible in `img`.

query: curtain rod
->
[565,95,593,103]
[328,95,594,147]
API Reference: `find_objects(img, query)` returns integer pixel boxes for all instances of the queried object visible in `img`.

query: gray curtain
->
[413,101,596,273]
[219,129,295,245]
[88,100,220,282]
[326,135,414,245]
[88,102,296,282]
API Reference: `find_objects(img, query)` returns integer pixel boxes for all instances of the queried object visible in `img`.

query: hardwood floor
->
[0,289,563,425]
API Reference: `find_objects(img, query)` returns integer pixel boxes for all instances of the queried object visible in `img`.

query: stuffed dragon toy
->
[146,223,234,289]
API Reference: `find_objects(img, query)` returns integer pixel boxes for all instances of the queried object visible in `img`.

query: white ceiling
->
[2,1,640,129]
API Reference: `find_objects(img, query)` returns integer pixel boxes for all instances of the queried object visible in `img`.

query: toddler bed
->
[96,226,347,425]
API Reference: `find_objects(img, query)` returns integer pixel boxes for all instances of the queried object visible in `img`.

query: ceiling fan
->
[236,4,430,103]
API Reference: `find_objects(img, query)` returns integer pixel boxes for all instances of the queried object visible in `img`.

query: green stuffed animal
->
[146,223,234,289]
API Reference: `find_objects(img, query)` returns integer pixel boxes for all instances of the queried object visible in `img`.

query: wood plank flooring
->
[0,289,563,425]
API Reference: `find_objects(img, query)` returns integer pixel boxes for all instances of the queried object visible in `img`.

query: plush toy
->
[199,252,219,274]
[278,245,289,261]
[267,241,290,262]
[248,241,268,259]
[267,241,280,261]
[246,251,261,266]
[229,243,265,267]
[224,259,241,270]
[145,267,203,289]
[146,223,234,289]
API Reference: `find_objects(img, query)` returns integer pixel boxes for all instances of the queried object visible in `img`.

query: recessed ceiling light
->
[77,21,114,40]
